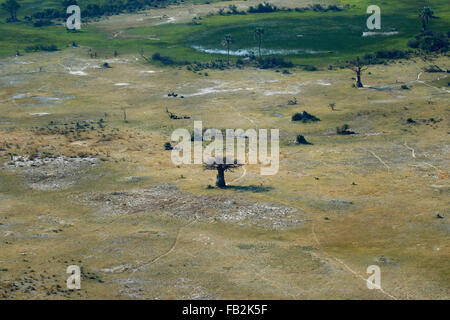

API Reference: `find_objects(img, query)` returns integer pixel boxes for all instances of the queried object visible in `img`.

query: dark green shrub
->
[303,65,317,71]
[376,50,407,59]
[33,19,53,27]
[296,134,312,145]
[152,52,188,66]
[25,44,58,52]
[258,57,294,69]
[248,3,278,13]
[336,124,355,135]
[292,111,320,123]
[164,142,173,150]
[407,39,420,49]
[408,31,449,53]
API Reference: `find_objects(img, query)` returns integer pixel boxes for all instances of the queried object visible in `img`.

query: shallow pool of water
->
[190,46,328,56]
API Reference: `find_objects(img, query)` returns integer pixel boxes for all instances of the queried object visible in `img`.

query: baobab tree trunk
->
[216,167,226,188]
[356,68,363,88]
[258,40,262,58]
[422,19,428,31]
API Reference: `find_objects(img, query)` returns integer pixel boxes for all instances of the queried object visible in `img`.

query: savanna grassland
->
[0,0,449,299]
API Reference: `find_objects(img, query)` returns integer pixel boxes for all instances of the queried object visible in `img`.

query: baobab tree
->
[419,7,434,31]
[254,28,264,58]
[203,157,243,188]
[347,57,369,88]
[1,0,21,22]
[221,34,233,65]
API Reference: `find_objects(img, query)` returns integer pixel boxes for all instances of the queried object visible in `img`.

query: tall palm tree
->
[221,34,233,65]
[1,0,21,22]
[419,7,434,31]
[254,28,264,58]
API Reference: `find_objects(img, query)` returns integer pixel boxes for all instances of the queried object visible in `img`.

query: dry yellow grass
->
[0,44,448,299]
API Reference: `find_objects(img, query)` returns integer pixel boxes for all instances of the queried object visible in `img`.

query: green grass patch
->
[0,0,448,65]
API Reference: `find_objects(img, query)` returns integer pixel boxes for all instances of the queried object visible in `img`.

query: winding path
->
[311,221,398,300]
[131,219,196,273]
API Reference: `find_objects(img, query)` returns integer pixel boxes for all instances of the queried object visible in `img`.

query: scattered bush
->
[326,5,343,12]
[375,49,408,59]
[310,4,325,12]
[213,2,346,16]
[303,65,318,71]
[227,4,245,15]
[292,111,320,123]
[408,31,449,53]
[152,52,174,65]
[407,39,420,49]
[187,59,228,71]
[424,65,445,73]
[248,3,278,13]
[33,19,53,27]
[296,135,312,145]
[185,56,294,71]
[164,142,173,150]
[309,4,343,12]
[287,97,297,105]
[152,52,189,66]
[166,108,190,119]
[25,44,58,52]
[32,0,178,21]
[363,50,410,65]
[258,57,294,69]
[336,124,356,135]
[32,8,61,20]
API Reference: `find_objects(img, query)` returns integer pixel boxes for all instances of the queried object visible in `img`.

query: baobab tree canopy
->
[203,157,244,188]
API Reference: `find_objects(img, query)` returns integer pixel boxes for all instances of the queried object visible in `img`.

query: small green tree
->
[419,7,434,31]
[221,34,233,65]
[1,0,21,22]
[254,28,264,58]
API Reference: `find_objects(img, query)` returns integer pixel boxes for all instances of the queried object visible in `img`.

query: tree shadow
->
[226,185,274,193]
[363,86,394,91]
